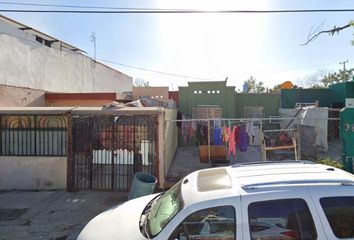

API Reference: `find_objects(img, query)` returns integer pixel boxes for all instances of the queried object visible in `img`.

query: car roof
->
[181,161,354,207]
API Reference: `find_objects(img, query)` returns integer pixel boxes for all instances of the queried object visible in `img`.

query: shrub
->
[316,158,344,169]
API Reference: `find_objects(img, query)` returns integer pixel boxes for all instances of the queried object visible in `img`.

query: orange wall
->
[0,84,45,107]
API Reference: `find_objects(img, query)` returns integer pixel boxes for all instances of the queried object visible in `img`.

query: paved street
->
[0,191,128,240]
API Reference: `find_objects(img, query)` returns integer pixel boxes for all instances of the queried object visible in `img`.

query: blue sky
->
[2,0,354,91]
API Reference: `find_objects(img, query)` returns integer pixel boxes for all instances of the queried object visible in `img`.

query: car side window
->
[248,198,317,240]
[320,196,354,238]
[168,205,236,240]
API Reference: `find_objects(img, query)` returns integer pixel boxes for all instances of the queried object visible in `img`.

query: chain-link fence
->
[173,116,342,165]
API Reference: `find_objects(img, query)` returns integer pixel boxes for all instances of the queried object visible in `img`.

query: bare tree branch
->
[301,23,351,46]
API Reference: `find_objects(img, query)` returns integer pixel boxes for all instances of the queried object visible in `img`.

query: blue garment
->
[238,126,248,152]
[213,128,222,145]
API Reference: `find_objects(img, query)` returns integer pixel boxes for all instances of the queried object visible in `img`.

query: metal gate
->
[68,115,158,191]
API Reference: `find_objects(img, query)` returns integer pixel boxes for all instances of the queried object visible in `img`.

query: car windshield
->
[147,180,184,237]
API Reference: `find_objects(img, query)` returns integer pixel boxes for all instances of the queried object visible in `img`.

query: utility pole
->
[339,59,349,72]
[90,31,96,61]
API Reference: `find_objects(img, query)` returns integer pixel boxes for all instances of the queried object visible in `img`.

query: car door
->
[241,188,328,240]
[309,185,354,240]
[155,196,242,240]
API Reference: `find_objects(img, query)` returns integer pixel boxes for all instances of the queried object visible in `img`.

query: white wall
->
[0,24,132,93]
[0,156,67,190]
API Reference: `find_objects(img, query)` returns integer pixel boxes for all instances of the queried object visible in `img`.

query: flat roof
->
[0,14,85,53]
[0,107,164,115]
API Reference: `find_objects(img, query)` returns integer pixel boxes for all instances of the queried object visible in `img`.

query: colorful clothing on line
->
[213,127,222,145]
[238,126,248,152]
[228,126,239,156]
[223,127,230,144]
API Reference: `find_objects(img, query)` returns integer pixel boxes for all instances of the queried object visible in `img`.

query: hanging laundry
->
[176,111,182,128]
[181,115,189,146]
[213,127,222,145]
[228,126,239,156]
[191,121,198,136]
[213,119,222,128]
[245,120,255,144]
[200,124,208,145]
[188,120,194,137]
[238,126,249,152]
[223,126,230,144]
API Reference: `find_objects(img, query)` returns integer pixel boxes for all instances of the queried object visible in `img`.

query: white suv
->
[78,161,354,240]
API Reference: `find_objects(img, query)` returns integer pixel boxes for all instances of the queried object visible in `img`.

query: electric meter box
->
[345,98,354,108]
[340,108,354,173]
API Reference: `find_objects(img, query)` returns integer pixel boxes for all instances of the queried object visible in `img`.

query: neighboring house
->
[0,107,178,191]
[132,87,169,101]
[281,81,354,109]
[178,81,281,118]
[234,93,281,119]
[179,81,236,118]
[0,15,132,106]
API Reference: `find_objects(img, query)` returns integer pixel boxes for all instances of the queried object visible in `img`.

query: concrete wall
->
[163,109,178,179]
[281,89,331,108]
[0,156,67,190]
[132,87,169,100]
[235,93,281,118]
[0,25,132,93]
[178,81,236,118]
[157,112,165,188]
[45,99,112,107]
[0,84,45,107]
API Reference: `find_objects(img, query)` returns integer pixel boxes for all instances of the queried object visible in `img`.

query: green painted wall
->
[178,81,279,118]
[280,89,332,108]
[179,81,354,119]
[234,93,281,118]
[330,82,354,104]
[281,82,354,109]
[178,81,235,118]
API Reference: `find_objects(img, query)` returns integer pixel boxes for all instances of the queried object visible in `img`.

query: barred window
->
[0,115,67,156]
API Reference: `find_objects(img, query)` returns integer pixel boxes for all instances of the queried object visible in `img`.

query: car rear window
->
[320,197,354,238]
[248,198,317,240]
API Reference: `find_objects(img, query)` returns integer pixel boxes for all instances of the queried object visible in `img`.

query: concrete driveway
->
[0,190,128,240]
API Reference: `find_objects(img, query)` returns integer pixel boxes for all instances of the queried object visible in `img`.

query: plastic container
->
[128,172,157,200]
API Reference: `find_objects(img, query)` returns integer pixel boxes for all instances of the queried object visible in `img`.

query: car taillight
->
[281,230,298,239]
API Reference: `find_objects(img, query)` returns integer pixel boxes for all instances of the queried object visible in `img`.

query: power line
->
[2,2,354,14]
[1,29,346,80]
[2,8,354,14]
[97,58,221,81]
[1,30,350,80]
[0,1,184,11]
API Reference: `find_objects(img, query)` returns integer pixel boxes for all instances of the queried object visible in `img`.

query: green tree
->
[322,68,354,86]
[270,84,281,92]
[243,76,266,93]
[300,68,353,88]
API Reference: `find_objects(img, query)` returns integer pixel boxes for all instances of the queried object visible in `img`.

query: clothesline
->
[166,117,339,122]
